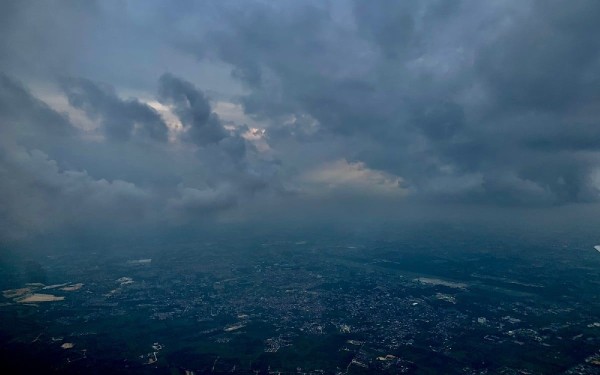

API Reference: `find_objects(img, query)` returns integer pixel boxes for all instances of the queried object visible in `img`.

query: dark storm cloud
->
[476,0,600,112]
[412,101,466,142]
[158,73,227,146]
[61,77,168,142]
[0,74,74,139]
[176,0,600,205]
[1,0,600,239]
[0,1,98,80]
[0,73,275,239]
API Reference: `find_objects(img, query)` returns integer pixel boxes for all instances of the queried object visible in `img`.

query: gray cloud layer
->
[0,73,275,239]
[196,0,600,204]
[1,0,600,238]
[61,77,169,142]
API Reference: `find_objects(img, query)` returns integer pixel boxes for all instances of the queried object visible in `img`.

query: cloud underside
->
[2,0,600,238]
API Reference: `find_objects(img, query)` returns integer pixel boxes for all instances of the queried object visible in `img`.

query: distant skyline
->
[2,0,600,240]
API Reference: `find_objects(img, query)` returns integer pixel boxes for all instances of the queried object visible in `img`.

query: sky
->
[1,0,600,241]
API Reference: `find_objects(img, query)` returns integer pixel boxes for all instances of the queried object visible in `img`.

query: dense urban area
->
[1,226,599,374]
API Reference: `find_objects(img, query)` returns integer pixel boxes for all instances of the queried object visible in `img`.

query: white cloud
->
[300,159,408,198]
[144,100,185,143]
[213,101,263,128]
